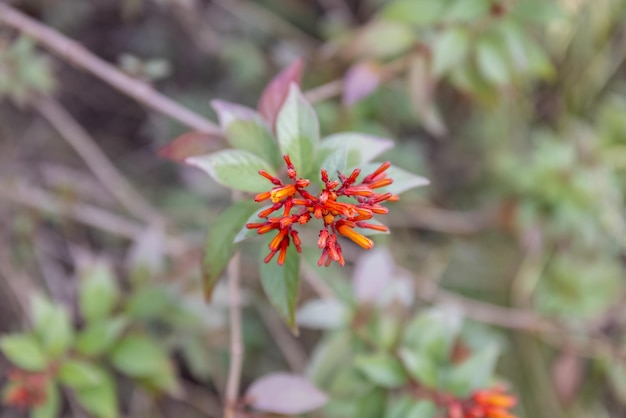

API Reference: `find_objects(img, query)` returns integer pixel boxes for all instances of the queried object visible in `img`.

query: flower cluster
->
[447,387,517,418]
[247,155,396,266]
[2,369,48,409]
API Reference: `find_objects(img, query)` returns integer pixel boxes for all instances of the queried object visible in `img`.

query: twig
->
[34,96,164,223]
[224,192,243,418]
[0,179,144,239]
[0,3,221,135]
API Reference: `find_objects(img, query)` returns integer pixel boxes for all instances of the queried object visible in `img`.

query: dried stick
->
[224,249,243,418]
[0,3,221,135]
[34,96,164,223]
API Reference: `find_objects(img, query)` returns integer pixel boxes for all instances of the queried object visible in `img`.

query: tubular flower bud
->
[249,154,403,266]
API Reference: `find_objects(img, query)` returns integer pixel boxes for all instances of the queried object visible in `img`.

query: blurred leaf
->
[0,334,47,371]
[211,100,281,168]
[350,20,415,59]
[497,20,530,73]
[245,373,328,414]
[126,287,172,319]
[407,51,447,137]
[74,371,118,418]
[444,0,490,22]
[233,205,272,244]
[320,144,348,177]
[399,347,438,388]
[405,400,438,418]
[319,133,394,169]
[59,360,106,389]
[276,83,320,176]
[180,337,212,381]
[444,343,499,396]
[354,353,408,388]
[552,350,583,405]
[258,59,303,129]
[259,243,301,333]
[432,28,470,77]
[296,299,349,330]
[31,295,73,358]
[374,314,402,351]
[512,0,564,23]
[352,247,395,304]
[186,149,276,193]
[381,0,447,26]
[110,335,173,379]
[79,261,119,323]
[158,131,222,163]
[343,61,383,106]
[403,309,462,364]
[126,227,166,279]
[203,200,259,300]
[75,317,128,357]
[308,332,353,387]
[357,388,387,418]
[476,38,511,86]
[360,163,430,195]
[31,382,60,418]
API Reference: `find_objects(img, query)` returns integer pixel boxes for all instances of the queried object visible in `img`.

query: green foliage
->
[0,36,54,104]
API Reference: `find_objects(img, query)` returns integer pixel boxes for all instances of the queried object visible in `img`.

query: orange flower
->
[447,387,518,418]
[247,155,395,266]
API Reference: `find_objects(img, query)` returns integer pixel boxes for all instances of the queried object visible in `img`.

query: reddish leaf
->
[353,247,395,304]
[158,131,222,163]
[343,61,382,106]
[258,59,304,130]
[211,100,265,129]
[552,350,583,405]
[245,373,327,415]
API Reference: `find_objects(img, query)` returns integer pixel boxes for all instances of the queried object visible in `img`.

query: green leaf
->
[307,331,353,387]
[444,344,500,396]
[212,100,281,168]
[354,353,408,388]
[351,20,416,59]
[31,295,73,358]
[31,382,60,418]
[360,163,429,195]
[203,200,260,300]
[443,0,490,22]
[79,261,119,323]
[399,348,438,388]
[319,133,394,169]
[186,149,276,193]
[259,242,301,333]
[432,28,470,77]
[233,205,272,243]
[110,335,173,379]
[405,400,438,418]
[476,38,511,86]
[512,0,564,23]
[74,372,118,418]
[320,144,347,177]
[59,360,106,389]
[497,20,530,73]
[403,309,461,364]
[276,83,320,176]
[0,334,47,371]
[381,0,447,26]
[296,299,349,330]
[75,317,127,356]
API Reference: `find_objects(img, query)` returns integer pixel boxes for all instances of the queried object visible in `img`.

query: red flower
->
[3,369,48,409]
[247,155,396,266]
[447,387,517,418]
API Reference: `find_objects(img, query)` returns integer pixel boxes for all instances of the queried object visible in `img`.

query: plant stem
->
[0,3,222,135]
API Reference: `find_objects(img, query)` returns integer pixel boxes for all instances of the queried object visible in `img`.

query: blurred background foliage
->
[2,0,626,417]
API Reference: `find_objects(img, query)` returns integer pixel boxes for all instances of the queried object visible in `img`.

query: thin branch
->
[0,3,221,135]
[34,96,164,223]
[0,179,187,254]
[224,193,243,418]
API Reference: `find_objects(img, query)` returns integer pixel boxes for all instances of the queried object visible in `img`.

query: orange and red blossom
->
[247,154,396,266]
[447,387,517,418]
[2,370,48,409]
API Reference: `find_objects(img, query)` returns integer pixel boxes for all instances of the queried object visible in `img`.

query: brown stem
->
[0,3,221,135]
